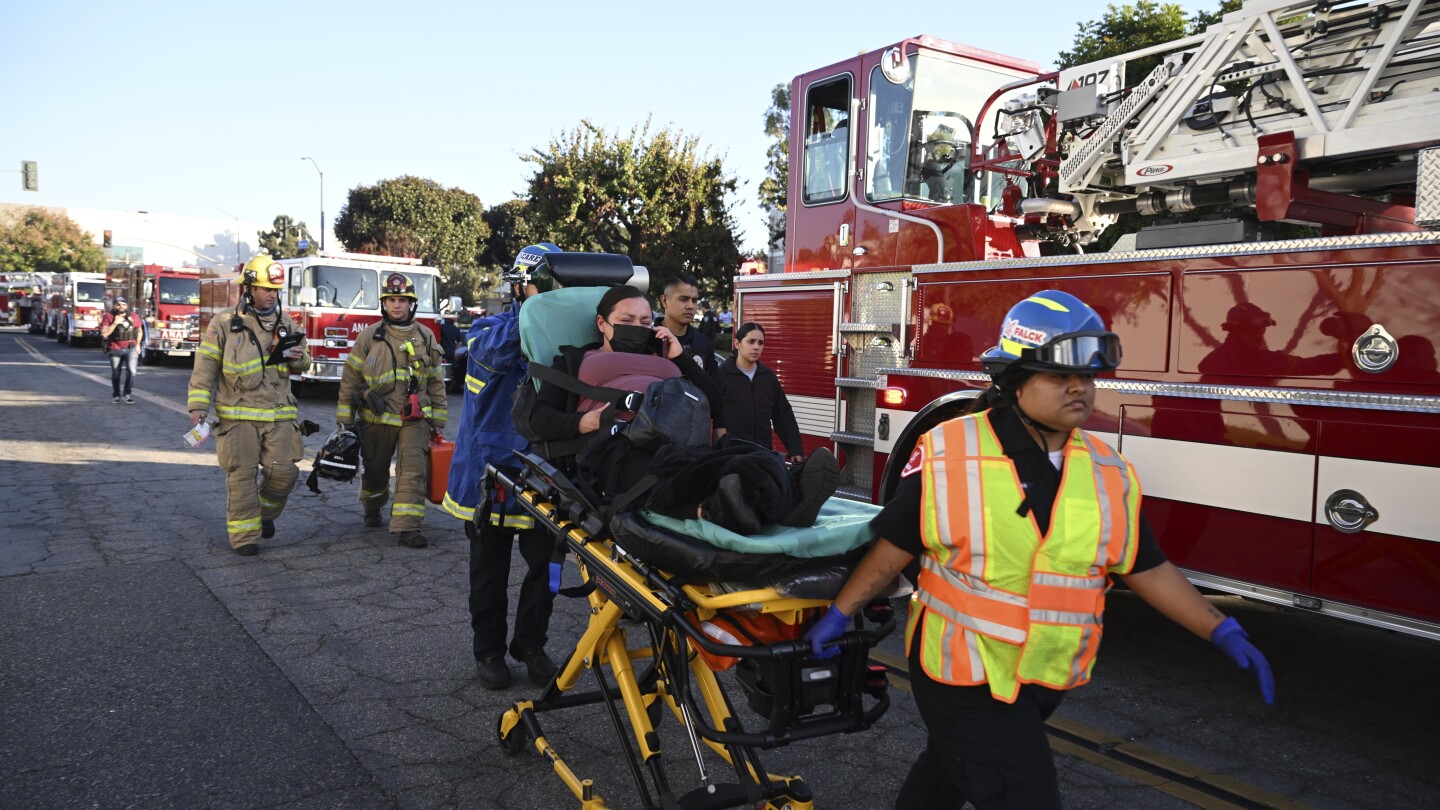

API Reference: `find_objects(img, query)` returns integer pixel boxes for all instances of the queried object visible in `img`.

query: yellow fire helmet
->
[381,272,418,301]
[241,256,286,289]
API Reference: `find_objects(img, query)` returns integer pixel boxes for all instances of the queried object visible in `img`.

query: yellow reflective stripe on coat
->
[187,390,213,410]
[215,404,298,421]
[441,494,475,521]
[465,375,487,395]
[197,342,222,361]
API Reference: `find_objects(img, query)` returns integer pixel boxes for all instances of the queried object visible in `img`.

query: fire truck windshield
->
[410,274,438,313]
[158,276,200,305]
[75,282,106,303]
[303,266,378,310]
[867,52,1032,207]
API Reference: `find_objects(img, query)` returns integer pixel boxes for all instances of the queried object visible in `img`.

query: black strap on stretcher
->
[526,362,644,458]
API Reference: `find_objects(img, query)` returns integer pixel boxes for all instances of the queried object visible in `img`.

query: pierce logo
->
[1137,164,1173,177]
[1001,318,1048,346]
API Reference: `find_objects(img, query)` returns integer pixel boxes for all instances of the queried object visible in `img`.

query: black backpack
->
[625,376,711,451]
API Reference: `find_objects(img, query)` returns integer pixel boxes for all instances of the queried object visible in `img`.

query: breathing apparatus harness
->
[229,285,293,367]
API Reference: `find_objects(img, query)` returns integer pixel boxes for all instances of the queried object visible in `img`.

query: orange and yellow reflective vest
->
[906,410,1142,703]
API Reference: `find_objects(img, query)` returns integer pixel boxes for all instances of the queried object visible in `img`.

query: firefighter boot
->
[364,511,383,527]
[398,531,428,548]
[261,519,275,539]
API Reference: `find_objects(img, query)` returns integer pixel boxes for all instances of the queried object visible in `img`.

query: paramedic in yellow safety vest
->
[337,272,448,549]
[806,290,1275,809]
[187,256,311,557]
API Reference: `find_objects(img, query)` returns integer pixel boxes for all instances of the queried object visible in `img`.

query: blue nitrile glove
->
[805,605,852,659]
[1211,617,1275,704]
[549,562,562,594]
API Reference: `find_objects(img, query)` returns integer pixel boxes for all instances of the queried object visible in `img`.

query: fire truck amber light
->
[881,387,907,407]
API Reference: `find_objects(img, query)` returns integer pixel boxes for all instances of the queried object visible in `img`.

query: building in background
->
[0,202,267,271]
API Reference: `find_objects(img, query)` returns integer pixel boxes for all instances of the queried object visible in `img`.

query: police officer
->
[187,255,310,556]
[337,272,448,548]
[445,243,562,689]
[806,290,1275,809]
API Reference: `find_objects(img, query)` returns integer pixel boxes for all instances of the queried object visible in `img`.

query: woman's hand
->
[579,410,602,434]
[654,326,682,359]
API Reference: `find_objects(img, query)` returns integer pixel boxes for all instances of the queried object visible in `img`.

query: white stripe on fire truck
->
[1115,433,1440,544]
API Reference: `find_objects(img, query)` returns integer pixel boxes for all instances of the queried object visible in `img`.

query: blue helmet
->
[504,242,562,300]
[979,290,1121,376]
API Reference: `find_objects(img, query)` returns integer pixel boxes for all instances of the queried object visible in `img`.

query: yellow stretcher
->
[487,452,894,810]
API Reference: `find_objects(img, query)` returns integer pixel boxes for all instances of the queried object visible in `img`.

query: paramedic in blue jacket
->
[444,243,564,690]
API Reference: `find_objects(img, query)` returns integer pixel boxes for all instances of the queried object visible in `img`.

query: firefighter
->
[337,272,448,548]
[806,290,1275,809]
[187,255,311,556]
[445,242,563,689]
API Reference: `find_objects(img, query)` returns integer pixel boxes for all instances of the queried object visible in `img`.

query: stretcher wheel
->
[496,712,527,757]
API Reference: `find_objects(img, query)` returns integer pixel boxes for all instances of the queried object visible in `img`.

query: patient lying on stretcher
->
[527,286,839,534]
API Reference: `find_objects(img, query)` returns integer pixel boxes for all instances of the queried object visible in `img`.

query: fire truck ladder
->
[1061,0,1440,198]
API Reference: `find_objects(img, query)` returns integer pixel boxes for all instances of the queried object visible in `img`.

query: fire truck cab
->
[740,0,1440,640]
[44,272,108,345]
[106,264,202,363]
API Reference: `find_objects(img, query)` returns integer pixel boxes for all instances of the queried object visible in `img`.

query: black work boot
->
[261,519,275,539]
[515,648,559,687]
[780,448,840,527]
[700,474,763,535]
[475,655,511,689]
[234,543,259,557]
[363,511,382,528]
[397,531,428,548]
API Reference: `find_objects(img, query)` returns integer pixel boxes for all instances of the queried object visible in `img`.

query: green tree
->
[256,214,318,260]
[334,175,490,270]
[480,198,547,271]
[0,207,106,276]
[759,83,791,250]
[523,119,742,302]
[1058,1,1192,88]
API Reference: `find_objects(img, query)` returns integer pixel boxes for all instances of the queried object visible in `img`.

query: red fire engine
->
[106,264,202,364]
[42,271,108,345]
[738,0,1440,640]
[198,251,448,384]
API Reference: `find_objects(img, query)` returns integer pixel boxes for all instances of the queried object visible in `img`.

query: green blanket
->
[642,497,880,557]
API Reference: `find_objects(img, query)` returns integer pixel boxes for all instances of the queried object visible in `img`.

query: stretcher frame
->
[486,452,893,810]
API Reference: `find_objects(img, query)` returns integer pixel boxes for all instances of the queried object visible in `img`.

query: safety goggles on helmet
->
[241,256,286,289]
[1018,330,1122,374]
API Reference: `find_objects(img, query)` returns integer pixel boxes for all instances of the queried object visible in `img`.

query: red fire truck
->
[43,271,108,345]
[738,0,1440,640]
[107,264,202,364]
[198,251,448,384]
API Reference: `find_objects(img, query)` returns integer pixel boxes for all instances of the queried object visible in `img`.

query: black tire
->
[140,349,159,366]
[496,713,527,757]
[58,330,69,344]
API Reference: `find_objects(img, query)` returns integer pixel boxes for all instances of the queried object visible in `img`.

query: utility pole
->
[301,157,325,251]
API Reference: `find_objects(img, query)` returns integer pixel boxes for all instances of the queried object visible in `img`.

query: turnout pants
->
[215,419,303,549]
[359,420,430,532]
[469,503,555,661]
[893,635,1065,810]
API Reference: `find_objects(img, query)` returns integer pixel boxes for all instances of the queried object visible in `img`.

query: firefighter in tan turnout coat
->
[337,272,447,548]
[187,256,311,556]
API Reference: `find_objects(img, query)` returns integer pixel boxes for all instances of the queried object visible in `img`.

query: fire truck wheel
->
[140,349,158,366]
[58,330,69,344]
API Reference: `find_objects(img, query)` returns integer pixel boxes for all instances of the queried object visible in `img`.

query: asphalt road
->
[1,327,1437,809]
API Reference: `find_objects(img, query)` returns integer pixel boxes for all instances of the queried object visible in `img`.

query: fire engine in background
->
[42,271,108,345]
[1,272,47,327]
[106,264,202,364]
[198,251,450,385]
[739,0,1440,640]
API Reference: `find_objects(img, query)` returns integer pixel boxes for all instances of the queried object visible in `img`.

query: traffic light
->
[21,161,37,192]
[103,230,112,248]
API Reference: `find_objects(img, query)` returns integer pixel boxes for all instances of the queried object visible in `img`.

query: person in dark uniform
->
[715,322,804,461]
[806,290,1275,809]
[658,274,718,379]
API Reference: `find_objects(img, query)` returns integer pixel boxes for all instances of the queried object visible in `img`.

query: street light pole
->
[301,157,325,251]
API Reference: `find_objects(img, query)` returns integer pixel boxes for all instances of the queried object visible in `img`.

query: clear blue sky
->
[1,0,1219,255]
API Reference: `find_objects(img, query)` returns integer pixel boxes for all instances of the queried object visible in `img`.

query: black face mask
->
[608,323,657,355]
